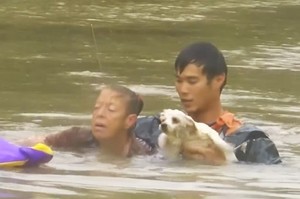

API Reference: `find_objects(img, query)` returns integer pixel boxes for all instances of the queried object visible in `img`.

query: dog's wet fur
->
[158,109,236,165]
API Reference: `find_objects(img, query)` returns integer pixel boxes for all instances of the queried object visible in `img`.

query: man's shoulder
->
[136,115,160,127]
[224,123,269,146]
[134,115,161,147]
[225,123,281,164]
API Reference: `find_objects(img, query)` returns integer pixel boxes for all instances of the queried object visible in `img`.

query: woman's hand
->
[16,136,46,147]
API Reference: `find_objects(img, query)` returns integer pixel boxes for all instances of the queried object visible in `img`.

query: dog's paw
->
[158,133,168,149]
[158,132,182,160]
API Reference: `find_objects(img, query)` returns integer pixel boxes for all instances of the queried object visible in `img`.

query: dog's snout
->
[160,123,168,133]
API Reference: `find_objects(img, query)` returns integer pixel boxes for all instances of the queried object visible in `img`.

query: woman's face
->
[92,89,132,141]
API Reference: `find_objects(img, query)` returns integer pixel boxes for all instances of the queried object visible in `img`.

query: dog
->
[158,109,236,165]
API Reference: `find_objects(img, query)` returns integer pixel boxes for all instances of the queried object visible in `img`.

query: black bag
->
[134,115,161,148]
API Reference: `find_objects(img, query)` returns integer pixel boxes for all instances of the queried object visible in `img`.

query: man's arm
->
[181,141,227,165]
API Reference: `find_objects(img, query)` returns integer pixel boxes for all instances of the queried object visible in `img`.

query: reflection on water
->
[0,0,300,198]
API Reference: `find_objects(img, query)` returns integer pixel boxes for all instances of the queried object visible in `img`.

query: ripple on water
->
[1,159,300,198]
[244,44,300,71]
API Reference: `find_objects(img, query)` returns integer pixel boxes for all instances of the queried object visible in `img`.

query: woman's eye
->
[108,105,116,112]
[93,105,100,111]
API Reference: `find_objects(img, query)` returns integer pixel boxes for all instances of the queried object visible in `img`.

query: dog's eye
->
[172,117,179,124]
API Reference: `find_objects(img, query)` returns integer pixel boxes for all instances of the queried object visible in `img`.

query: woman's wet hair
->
[100,85,144,116]
[175,42,227,92]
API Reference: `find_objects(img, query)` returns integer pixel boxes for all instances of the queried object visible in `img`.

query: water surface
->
[0,0,299,198]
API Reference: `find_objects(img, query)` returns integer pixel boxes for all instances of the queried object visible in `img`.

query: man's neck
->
[100,132,132,157]
[189,102,224,124]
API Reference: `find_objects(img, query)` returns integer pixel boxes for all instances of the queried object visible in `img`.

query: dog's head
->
[159,109,197,139]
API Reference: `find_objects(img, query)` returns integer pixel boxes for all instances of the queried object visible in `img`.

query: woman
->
[25,85,155,157]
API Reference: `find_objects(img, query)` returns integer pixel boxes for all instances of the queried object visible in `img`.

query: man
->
[135,42,281,164]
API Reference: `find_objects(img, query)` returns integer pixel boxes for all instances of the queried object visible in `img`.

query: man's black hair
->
[175,42,227,92]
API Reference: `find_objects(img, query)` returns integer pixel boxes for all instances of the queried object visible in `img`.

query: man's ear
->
[125,114,138,130]
[213,73,226,90]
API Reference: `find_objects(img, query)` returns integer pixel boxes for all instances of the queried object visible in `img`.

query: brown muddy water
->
[0,0,300,198]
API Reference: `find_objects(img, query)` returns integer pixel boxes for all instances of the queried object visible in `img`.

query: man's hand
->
[181,141,227,165]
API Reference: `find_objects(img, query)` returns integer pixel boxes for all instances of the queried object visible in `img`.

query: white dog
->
[158,109,236,165]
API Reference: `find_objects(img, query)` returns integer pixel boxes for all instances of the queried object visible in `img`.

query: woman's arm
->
[19,127,93,148]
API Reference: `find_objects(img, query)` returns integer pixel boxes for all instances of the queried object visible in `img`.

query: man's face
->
[92,89,131,141]
[175,64,223,116]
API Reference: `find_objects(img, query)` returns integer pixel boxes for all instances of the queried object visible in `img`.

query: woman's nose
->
[94,106,106,118]
[160,123,168,133]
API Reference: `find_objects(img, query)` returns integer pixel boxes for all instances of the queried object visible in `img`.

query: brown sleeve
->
[44,126,94,148]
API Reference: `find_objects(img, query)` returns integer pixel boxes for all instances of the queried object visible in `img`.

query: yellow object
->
[0,138,54,168]
[31,143,54,155]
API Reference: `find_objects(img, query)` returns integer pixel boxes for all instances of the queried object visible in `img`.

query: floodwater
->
[0,0,300,198]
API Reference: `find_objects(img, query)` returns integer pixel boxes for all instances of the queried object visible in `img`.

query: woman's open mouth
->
[94,123,107,131]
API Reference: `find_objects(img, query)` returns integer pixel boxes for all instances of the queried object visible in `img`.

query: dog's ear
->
[186,118,197,136]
